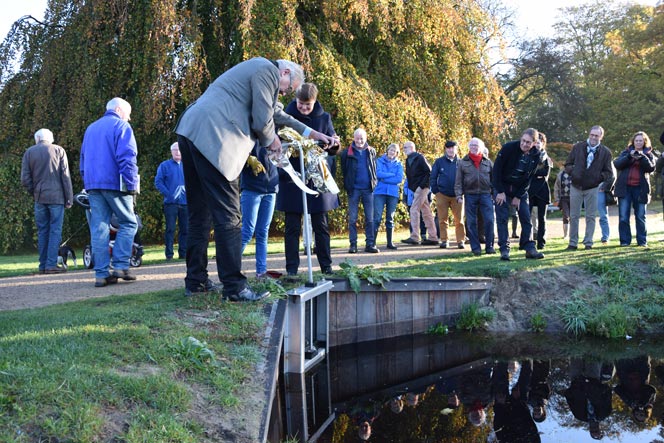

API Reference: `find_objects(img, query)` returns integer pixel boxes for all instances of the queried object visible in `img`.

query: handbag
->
[605,189,617,206]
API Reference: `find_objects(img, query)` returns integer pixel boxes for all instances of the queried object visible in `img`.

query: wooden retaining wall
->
[328,277,492,347]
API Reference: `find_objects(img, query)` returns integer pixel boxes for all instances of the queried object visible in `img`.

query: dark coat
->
[493,140,545,199]
[430,155,460,197]
[613,147,656,204]
[340,143,378,192]
[275,100,340,214]
[240,143,279,194]
[565,141,615,191]
[528,154,552,204]
[564,377,612,422]
[405,151,431,191]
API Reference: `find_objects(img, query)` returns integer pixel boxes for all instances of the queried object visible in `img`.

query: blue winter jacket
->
[155,159,187,204]
[430,155,459,197]
[240,144,279,194]
[374,154,403,197]
[80,110,139,192]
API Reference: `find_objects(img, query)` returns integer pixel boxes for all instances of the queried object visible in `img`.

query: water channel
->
[290,332,664,443]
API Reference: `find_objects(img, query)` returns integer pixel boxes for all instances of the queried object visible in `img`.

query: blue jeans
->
[496,193,534,253]
[618,186,647,246]
[348,188,375,247]
[240,190,276,275]
[34,203,65,270]
[164,204,188,259]
[373,193,398,230]
[597,189,610,242]
[88,190,138,279]
[464,194,495,253]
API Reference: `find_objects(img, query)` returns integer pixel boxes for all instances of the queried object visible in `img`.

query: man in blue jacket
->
[431,140,465,249]
[80,98,139,287]
[155,142,188,260]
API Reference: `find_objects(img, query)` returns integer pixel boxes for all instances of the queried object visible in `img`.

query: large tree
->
[0,0,511,253]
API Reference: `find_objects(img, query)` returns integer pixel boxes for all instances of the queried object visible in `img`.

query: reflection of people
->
[154,142,188,260]
[457,362,494,426]
[80,98,139,287]
[564,358,613,440]
[21,128,74,274]
[492,360,541,443]
[613,131,656,247]
[174,57,335,299]
[564,125,615,250]
[614,356,656,423]
[528,359,551,423]
[279,83,340,275]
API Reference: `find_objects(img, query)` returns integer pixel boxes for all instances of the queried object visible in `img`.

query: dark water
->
[307,333,664,443]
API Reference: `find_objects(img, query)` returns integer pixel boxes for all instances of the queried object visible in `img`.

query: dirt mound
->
[487,265,600,333]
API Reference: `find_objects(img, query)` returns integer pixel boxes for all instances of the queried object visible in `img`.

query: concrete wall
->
[328,277,492,347]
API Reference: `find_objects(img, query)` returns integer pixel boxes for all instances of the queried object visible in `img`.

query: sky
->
[0,0,661,47]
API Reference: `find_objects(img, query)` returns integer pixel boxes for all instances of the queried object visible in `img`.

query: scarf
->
[469,152,483,169]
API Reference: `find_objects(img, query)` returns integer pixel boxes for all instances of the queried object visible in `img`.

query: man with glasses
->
[493,128,547,260]
[564,126,615,250]
[175,57,336,301]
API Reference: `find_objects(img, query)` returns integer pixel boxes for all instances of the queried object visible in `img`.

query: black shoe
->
[585,245,593,250]
[421,239,438,246]
[321,266,334,275]
[537,244,545,250]
[472,250,482,256]
[486,248,496,254]
[401,238,421,245]
[45,266,67,274]
[226,287,270,302]
[566,245,578,251]
[440,241,449,249]
[386,243,398,250]
[166,256,173,261]
[185,279,222,297]
[500,251,510,261]
[458,242,466,249]
[95,275,118,287]
[525,249,544,259]
[112,269,137,281]
[365,245,380,253]
[511,233,519,238]
[348,246,358,253]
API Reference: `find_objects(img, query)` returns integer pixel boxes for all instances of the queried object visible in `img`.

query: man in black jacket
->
[401,141,439,245]
[493,128,546,261]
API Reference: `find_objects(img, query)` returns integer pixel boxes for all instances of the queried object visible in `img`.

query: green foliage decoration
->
[455,302,495,332]
[337,259,391,294]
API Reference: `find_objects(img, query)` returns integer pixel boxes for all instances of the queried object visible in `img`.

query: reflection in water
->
[321,334,664,442]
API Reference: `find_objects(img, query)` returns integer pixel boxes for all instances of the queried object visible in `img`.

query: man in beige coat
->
[175,57,336,301]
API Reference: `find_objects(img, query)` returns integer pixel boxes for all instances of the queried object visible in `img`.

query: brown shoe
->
[45,266,67,274]
[95,275,119,287]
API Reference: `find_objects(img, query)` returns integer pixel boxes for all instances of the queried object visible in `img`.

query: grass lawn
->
[1,222,664,441]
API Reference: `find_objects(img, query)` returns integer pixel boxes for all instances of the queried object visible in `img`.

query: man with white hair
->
[175,57,337,300]
[21,129,73,274]
[155,142,187,260]
[80,97,139,287]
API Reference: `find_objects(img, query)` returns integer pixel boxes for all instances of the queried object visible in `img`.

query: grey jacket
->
[175,57,309,181]
[20,141,73,205]
[455,155,493,197]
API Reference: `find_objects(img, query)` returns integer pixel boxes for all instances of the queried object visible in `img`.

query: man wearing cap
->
[155,142,188,260]
[431,140,465,249]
